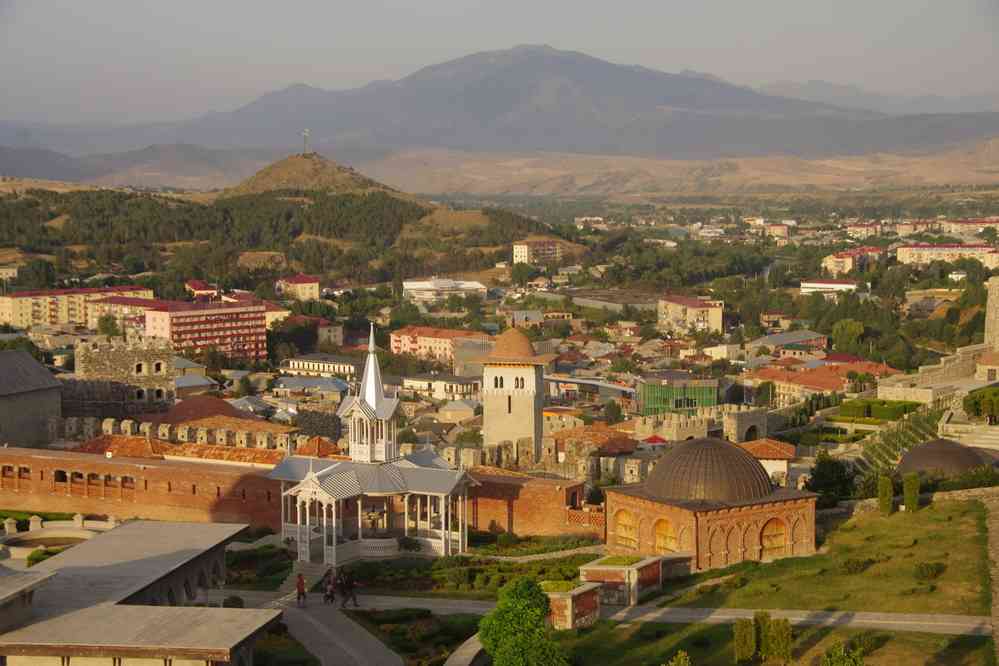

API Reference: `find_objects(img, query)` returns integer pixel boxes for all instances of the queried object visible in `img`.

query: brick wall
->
[469,475,600,537]
[0,448,282,529]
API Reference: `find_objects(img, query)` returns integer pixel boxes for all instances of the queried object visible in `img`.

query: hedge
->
[733,618,756,663]
[878,475,894,516]
[839,399,920,421]
[903,473,920,512]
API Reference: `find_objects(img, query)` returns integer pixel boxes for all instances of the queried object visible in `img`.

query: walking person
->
[295,573,307,608]
[323,571,336,605]
[339,569,359,608]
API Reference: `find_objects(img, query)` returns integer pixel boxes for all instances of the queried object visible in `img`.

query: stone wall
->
[468,472,600,538]
[546,583,601,630]
[48,416,302,451]
[579,556,663,606]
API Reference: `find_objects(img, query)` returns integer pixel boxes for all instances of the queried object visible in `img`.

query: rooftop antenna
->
[302,129,311,155]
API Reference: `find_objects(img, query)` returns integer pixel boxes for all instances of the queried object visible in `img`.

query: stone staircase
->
[277,560,330,595]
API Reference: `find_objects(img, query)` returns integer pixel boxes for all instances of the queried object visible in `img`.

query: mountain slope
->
[761,80,999,116]
[0,146,105,181]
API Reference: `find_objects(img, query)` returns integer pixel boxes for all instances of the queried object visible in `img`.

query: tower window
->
[508,395,512,414]
[134,362,144,375]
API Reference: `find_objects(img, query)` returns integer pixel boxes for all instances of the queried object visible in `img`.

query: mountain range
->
[3,45,999,193]
[760,80,999,116]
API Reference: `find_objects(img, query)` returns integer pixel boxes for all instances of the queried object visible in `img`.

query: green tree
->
[235,376,255,397]
[511,263,538,286]
[769,618,793,665]
[878,474,894,516]
[97,314,122,337]
[805,450,856,500]
[17,259,56,289]
[733,618,756,663]
[664,651,692,666]
[820,642,865,666]
[831,318,865,355]
[479,577,568,666]
[902,472,920,512]
[398,428,419,444]
[754,612,773,661]
[603,401,623,424]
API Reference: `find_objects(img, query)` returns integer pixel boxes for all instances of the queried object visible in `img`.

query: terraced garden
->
[856,408,945,473]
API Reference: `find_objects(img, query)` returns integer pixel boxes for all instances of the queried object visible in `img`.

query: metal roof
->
[0,350,61,397]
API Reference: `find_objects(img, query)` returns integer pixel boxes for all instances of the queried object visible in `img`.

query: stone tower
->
[986,276,999,349]
[482,329,546,462]
[336,324,400,463]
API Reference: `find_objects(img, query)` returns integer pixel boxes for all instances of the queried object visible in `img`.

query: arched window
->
[761,518,787,559]
[498,376,504,389]
[507,396,512,414]
[121,476,135,489]
[614,509,639,549]
[54,470,68,482]
[134,362,144,375]
[654,518,678,554]
[154,388,165,400]
[154,361,163,374]
[135,389,146,401]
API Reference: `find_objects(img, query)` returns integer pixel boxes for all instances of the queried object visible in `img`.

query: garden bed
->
[592,556,643,567]
[225,544,293,591]
[554,620,994,666]
[467,532,600,557]
[345,608,480,666]
[344,553,601,600]
[254,622,320,666]
[660,500,991,615]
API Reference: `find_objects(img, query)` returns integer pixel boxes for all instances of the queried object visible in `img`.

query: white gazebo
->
[270,325,476,565]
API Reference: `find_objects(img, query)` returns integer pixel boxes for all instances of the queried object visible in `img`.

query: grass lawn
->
[662,500,991,615]
[467,532,600,557]
[555,620,995,666]
[254,622,320,666]
[595,556,643,567]
[345,608,479,666]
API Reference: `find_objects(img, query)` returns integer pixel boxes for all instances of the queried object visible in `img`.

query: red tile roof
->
[391,325,490,340]
[280,273,320,285]
[185,280,214,291]
[166,444,286,466]
[90,296,177,307]
[73,436,172,459]
[295,436,346,458]
[140,395,258,425]
[738,438,796,460]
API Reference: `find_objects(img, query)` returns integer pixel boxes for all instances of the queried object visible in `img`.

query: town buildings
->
[637,372,719,416]
[401,374,481,402]
[744,361,899,407]
[275,273,321,301]
[799,279,859,297]
[0,285,153,328]
[896,244,999,269]
[184,279,218,299]
[402,277,487,304]
[657,295,724,334]
[390,325,490,365]
[745,330,828,357]
[145,300,268,361]
[282,353,362,379]
[821,246,883,277]
[513,239,564,265]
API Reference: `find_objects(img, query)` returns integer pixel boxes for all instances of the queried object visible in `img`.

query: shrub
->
[222,595,245,608]
[769,618,793,665]
[733,618,756,663]
[665,651,692,666]
[902,472,920,512]
[26,547,64,568]
[754,611,772,660]
[840,558,875,575]
[877,474,894,515]
[914,561,946,581]
[398,536,421,552]
[820,641,865,666]
[496,533,520,549]
[479,578,568,666]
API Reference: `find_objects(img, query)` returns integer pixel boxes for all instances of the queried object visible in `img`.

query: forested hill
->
[221,152,393,198]
[0,184,564,290]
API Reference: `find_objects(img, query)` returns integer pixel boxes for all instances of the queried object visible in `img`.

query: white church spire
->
[361,322,385,411]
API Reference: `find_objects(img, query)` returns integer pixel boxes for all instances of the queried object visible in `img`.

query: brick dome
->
[488,328,538,363]
[897,438,987,477]
[644,437,773,503]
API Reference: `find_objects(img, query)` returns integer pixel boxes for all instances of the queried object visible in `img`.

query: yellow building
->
[657,295,724,334]
[275,273,320,301]
[0,286,154,329]
[896,244,999,269]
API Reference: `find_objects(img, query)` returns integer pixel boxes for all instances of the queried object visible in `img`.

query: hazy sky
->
[2,0,998,124]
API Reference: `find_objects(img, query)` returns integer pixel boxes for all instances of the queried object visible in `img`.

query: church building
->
[270,326,476,565]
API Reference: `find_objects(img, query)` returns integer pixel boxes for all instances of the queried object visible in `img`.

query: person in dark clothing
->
[295,573,307,607]
[338,569,359,608]
[323,570,336,605]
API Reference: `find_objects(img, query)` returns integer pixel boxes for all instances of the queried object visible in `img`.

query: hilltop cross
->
[302,128,311,155]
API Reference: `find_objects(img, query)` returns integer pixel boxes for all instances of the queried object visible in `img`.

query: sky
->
[2,0,998,124]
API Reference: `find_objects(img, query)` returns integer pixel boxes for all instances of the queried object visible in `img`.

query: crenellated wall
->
[48,416,305,451]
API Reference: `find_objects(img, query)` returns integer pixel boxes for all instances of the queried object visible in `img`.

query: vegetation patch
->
[553,621,995,666]
[661,500,990,615]
[224,544,293,591]
[467,532,599,557]
[26,546,65,567]
[254,622,320,666]
[345,608,480,666]
[540,580,582,593]
[595,556,643,567]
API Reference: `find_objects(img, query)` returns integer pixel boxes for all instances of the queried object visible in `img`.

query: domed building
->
[896,438,991,477]
[604,437,816,570]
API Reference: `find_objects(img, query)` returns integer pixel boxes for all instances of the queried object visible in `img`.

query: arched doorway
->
[760,518,787,560]
[743,425,759,441]
[614,509,639,550]
[708,529,726,567]
[727,527,743,564]
[653,518,677,554]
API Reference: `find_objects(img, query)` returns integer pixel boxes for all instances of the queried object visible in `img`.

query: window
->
[71,471,84,483]
[134,362,144,375]
[654,519,678,554]
[191,484,197,495]
[761,519,787,559]
[507,395,512,414]
[18,466,30,480]
[154,361,163,374]
[135,389,146,401]
[1,465,13,478]
[154,388,165,400]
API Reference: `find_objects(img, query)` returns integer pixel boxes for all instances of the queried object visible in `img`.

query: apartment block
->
[276,273,321,301]
[512,240,563,265]
[144,301,267,360]
[657,295,724,334]
[0,285,154,329]
[896,244,999,269]
[390,325,491,364]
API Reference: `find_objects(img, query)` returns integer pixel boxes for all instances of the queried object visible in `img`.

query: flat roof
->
[0,572,54,606]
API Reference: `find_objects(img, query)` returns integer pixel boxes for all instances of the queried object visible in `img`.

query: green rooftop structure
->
[638,375,719,416]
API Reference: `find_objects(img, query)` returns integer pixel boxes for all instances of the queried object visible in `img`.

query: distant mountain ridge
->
[760,80,999,116]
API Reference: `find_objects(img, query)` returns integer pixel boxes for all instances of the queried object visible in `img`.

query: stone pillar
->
[214,429,232,447]
[102,418,118,436]
[196,428,211,445]
[82,417,99,440]
[47,417,62,442]
[176,425,192,443]
[255,432,273,449]
[120,420,137,436]
[295,434,310,451]
[64,416,80,439]
[139,422,153,439]
[158,423,174,442]
[73,513,85,529]
[29,515,43,531]
[2,518,17,534]
[235,431,251,448]
[276,434,291,451]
